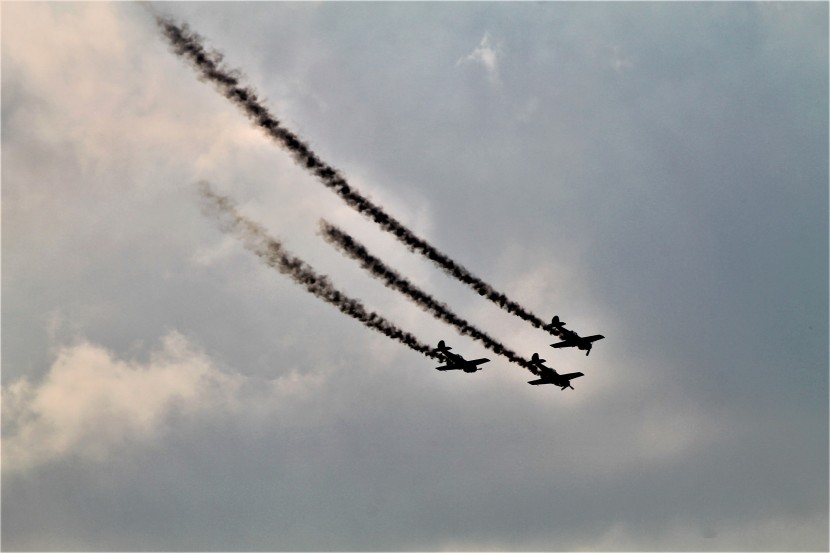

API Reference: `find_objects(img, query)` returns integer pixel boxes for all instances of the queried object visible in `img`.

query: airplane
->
[550,327,604,356]
[527,353,584,390]
[433,340,490,373]
[542,315,568,336]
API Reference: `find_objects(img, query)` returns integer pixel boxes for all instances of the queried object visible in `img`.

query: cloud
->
[610,43,634,72]
[2,332,242,473]
[586,511,829,551]
[457,32,502,86]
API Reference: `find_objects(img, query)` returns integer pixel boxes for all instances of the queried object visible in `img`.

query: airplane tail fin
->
[545,316,565,335]
[433,340,452,357]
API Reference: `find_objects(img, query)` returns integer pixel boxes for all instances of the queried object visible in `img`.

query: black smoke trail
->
[319,220,541,376]
[156,16,555,334]
[197,181,440,360]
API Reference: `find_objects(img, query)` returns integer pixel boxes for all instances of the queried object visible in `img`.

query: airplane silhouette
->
[545,316,604,356]
[527,353,584,390]
[433,340,490,373]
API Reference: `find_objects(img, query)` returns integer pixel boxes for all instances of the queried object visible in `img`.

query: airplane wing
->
[561,372,584,380]
[435,365,459,371]
[527,378,549,385]
[551,339,578,348]
[585,335,605,343]
[455,358,489,372]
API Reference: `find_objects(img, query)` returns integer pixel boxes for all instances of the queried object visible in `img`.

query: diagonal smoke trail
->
[319,220,540,376]
[196,181,440,361]
[156,16,555,335]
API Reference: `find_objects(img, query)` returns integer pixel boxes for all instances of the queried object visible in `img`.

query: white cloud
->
[586,511,829,551]
[2,328,332,476]
[457,32,502,86]
[2,332,241,473]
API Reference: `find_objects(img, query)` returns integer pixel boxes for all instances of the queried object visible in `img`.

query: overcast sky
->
[2,2,827,551]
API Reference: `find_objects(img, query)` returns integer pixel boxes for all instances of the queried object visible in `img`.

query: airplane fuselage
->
[433,341,490,373]
[528,369,572,389]
[527,354,584,389]
[550,329,604,356]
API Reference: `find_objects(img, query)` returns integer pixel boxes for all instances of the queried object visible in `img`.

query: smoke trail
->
[196,181,440,360]
[319,220,541,376]
[156,16,555,334]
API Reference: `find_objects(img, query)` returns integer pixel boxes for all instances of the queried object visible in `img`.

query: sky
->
[2,2,827,551]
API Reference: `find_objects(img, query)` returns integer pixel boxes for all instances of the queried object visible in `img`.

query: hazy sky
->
[2,2,827,551]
